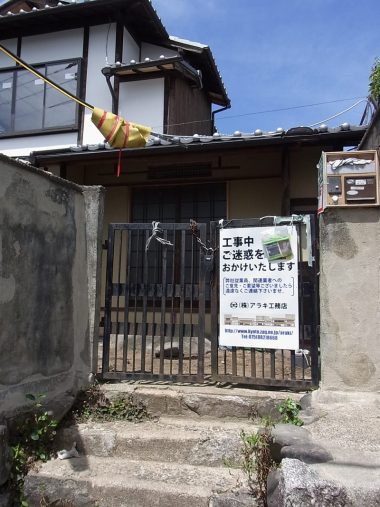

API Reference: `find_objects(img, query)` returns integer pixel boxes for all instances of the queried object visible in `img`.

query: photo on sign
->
[261,226,293,262]
[224,314,295,327]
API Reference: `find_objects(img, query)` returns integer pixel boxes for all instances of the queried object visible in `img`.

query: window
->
[132,184,226,224]
[0,59,81,136]
[130,183,227,287]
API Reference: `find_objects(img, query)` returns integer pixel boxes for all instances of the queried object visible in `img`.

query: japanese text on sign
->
[219,226,299,350]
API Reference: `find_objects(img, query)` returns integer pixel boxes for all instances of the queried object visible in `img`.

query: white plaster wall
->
[0,133,77,157]
[0,39,17,68]
[21,29,83,62]
[119,78,164,133]
[122,28,139,63]
[82,24,116,145]
[141,42,177,60]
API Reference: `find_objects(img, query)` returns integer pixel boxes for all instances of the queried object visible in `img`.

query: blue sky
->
[153,0,380,134]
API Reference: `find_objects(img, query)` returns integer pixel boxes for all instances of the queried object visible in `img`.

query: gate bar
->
[102,225,115,374]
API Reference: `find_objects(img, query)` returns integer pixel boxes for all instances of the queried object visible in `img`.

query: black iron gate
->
[100,222,207,382]
[209,217,320,389]
[99,216,320,389]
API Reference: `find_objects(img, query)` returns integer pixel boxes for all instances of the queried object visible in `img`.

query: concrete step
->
[101,382,298,420]
[25,456,245,507]
[57,417,258,467]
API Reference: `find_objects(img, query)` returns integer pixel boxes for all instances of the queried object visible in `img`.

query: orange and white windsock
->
[91,107,151,149]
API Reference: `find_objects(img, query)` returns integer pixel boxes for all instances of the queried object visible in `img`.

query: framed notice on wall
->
[219,226,299,350]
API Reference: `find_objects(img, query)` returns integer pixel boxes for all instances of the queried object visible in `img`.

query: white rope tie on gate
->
[145,221,174,252]
[295,349,311,368]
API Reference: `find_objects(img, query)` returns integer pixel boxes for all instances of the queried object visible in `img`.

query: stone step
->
[101,382,297,420]
[57,417,257,467]
[268,457,380,507]
[25,455,245,507]
[310,447,380,506]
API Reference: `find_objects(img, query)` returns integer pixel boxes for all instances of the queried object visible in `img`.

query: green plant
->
[277,397,303,426]
[369,58,380,102]
[5,394,58,506]
[8,442,29,506]
[67,384,150,424]
[240,418,275,507]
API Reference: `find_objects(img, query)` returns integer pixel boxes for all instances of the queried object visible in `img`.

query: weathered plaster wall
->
[319,208,380,392]
[0,156,104,418]
[228,178,282,218]
[82,186,105,375]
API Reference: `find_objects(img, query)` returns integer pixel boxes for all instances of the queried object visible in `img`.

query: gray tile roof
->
[100,123,366,150]
[26,123,367,163]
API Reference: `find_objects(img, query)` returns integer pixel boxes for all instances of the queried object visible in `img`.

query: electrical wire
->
[211,97,367,121]
[149,96,367,132]
[308,99,368,127]
[105,23,112,66]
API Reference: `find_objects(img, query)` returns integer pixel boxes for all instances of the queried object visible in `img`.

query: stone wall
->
[319,208,380,392]
[319,111,380,393]
[0,155,104,419]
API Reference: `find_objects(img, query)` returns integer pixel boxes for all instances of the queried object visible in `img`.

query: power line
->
[150,96,367,131]
[210,97,367,121]
[308,99,368,127]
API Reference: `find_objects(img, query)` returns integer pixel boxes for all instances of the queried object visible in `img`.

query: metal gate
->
[100,222,208,382]
[99,216,320,389]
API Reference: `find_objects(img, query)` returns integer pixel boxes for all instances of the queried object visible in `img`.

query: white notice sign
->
[219,226,299,350]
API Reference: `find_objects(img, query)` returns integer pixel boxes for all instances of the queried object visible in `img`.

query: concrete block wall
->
[0,155,104,419]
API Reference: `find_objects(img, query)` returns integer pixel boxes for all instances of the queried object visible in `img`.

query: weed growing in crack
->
[66,384,150,424]
[224,418,276,507]
[1,394,58,507]
[240,418,276,507]
[277,397,303,426]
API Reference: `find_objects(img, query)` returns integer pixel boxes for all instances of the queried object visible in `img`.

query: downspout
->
[102,67,118,114]
[211,103,231,133]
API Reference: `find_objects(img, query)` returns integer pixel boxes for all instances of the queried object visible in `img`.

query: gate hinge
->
[102,240,108,250]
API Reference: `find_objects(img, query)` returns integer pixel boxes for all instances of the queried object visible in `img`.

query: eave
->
[30,126,367,166]
[0,0,168,44]
[103,56,202,89]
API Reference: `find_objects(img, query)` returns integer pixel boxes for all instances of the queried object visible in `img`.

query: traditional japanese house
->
[0,0,368,387]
